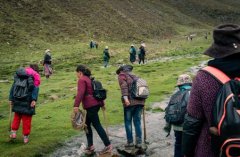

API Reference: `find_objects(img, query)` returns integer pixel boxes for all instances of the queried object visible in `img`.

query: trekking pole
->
[8,104,12,132]
[102,108,109,137]
[143,106,147,144]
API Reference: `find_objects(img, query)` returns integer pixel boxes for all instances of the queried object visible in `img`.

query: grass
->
[0,35,210,157]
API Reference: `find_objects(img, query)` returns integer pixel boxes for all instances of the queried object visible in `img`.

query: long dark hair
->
[30,64,39,73]
[76,65,91,77]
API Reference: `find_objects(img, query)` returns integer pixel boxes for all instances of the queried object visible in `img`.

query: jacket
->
[74,75,104,109]
[118,72,145,107]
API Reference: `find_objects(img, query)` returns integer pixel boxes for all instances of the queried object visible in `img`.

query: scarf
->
[208,53,240,78]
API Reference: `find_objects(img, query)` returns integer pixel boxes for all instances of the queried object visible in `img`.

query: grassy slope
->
[0,36,210,156]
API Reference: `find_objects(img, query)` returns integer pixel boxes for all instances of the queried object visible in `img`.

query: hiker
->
[43,49,52,79]
[138,44,146,64]
[90,40,94,49]
[95,42,98,49]
[182,24,240,157]
[164,74,192,157]
[9,64,41,144]
[129,44,137,64]
[116,65,145,148]
[103,46,110,68]
[73,65,112,155]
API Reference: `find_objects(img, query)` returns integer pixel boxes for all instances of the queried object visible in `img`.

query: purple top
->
[187,70,221,157]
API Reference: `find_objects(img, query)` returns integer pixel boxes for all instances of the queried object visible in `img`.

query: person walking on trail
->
[90,40,94,49]
[182,24,240,157]
[95,41,99,49]
[163,74,192,157]
[43,49,52,79]
[103,46,110,68]
[138,44,146,64]
[129,44,137,64]
[9,64,41,144]
[74,65,112,155]
[116,65,145,148]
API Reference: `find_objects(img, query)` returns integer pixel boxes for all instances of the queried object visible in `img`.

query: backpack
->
[91,78,107,101]
[129,75,149,100]
[202,66,240,157]
[165,89,190,125]
[12,68,34,100]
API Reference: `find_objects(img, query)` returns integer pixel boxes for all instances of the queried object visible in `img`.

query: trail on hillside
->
[50,60,207,157]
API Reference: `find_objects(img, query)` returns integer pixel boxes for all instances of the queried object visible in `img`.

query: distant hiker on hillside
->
[74,65,112,155]
[95,41,98,49]
[164,74,192,157]
[9,64,41,144]
[116,65,146,149]
[43,49,52,79]
[90,40,94,49]
[182,24,240,157]
[129,44,136,64]
[103,46,110,68]
[138,44,146,64]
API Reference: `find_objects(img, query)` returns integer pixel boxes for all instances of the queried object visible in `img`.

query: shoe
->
[84,145,95,155]
[99,144,112,155]
[9,131,17,139]
[135,143,142,149]
[23,136,29,144]
[124,142,134,148]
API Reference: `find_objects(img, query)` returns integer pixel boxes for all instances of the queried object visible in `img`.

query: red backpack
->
[203,66,240,157]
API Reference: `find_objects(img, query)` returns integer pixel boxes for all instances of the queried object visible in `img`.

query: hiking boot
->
[135,143,142,149]
[9,131,17,139]
[124,142,134,148]
[23,136,29,144]
[84,145,95,155]
[99,144,112,155]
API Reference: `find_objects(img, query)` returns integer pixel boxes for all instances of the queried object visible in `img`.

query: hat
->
[116,65,133,75]
[131,44,134,47]
[141,43,146,47]
[45,49,50,53]
[204,24,240,58]
[177,74,192,86]
[105,46,109,49]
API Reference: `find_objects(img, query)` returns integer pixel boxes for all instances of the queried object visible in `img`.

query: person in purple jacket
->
[73,65,112,155]
[182,24,240,157]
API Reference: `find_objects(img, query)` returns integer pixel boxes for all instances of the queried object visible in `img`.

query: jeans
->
[86,106,110,147]
[174,130,183,157]
[124,105,143,144]
[104,61,109,67]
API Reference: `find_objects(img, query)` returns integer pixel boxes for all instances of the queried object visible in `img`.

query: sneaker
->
[99,144,112,155]
[23,136,29,144]
[124,142,134,148]
[84,145,95,155]
[9,131,17,139]
[135,143,142,149]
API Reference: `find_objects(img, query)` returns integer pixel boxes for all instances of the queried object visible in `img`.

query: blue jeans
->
[174,130,183,157]
[124,105,143,144]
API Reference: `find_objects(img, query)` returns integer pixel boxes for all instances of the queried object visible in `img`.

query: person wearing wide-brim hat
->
[43,49,52,79]
[103,46,110,68]
[182,24,240,157]
[129,44,137,64]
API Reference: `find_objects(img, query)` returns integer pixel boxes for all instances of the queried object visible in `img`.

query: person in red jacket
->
[73,65,112,155]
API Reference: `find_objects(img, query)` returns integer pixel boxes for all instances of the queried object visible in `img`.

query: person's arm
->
[182,74,204,157]
[118,74,130,106]
[74,79,86,108]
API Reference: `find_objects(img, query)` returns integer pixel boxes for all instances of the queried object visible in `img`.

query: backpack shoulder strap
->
[202,66,230,84]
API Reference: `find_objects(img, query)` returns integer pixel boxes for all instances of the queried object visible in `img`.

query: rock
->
[49,94,59,100]
[0,80,9,83]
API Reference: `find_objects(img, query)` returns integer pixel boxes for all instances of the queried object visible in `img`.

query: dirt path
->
[50,60,207,157]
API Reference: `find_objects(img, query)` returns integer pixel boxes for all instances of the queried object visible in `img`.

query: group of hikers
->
[7,23,240,157]
[90,40,99,49]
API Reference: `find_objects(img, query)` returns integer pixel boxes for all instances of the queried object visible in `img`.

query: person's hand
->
[73,107,79,113]
[31,101,36,107]
[125,99,130,106]
[101,106,106,111]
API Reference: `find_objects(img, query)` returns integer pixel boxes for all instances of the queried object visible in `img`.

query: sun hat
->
[116,65,133,75]
[204,24,240,58]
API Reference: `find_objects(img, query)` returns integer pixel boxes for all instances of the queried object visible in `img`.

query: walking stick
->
[102,108,109,137]
[143,106,148,144]
[9,105,12,132]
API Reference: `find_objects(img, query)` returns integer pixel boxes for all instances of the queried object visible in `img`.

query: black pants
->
[174,130,183,157]
[86,106,110,147]
[139,57,145,64]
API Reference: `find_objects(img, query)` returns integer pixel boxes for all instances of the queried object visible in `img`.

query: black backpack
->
[203,66,240,157]
[165,89,190,125]
[91,78,107,101]
[12,68,34,100]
